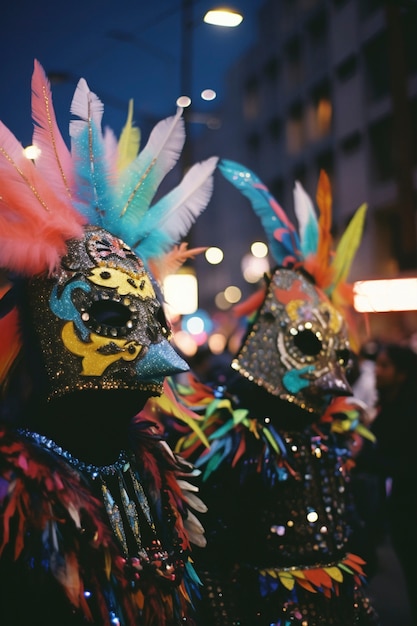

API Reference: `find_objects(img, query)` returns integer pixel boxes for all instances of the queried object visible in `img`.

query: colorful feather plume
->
[111,108,185,233]
[218,159,367,301]
[0,59,216,279]
[218,159,301,266]
[131,156,218,263]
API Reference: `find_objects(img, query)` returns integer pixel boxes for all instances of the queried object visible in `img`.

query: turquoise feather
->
[71,124,114,227]
[293,181,319,259]
[219,159,302,266]
[129,156,217,263]
[109,108,185,242]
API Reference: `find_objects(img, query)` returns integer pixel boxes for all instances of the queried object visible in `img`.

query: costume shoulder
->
[157,375,376,482]
[0,423,124,621]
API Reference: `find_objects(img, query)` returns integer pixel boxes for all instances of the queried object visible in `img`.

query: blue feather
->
[219,159,302,265]
[129,156,217,263]
[69,78,113,227]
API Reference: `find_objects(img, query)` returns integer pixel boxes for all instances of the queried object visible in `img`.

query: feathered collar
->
[0,416,204,625]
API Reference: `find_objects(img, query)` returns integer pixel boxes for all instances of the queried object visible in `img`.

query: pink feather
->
[31,59,76,199]
[0,121,85,276]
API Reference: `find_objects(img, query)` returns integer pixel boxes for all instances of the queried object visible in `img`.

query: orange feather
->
[315,170,333,273]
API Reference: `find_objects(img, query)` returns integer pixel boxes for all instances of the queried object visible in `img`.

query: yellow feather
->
[324,566,344,582]
[117,99,140,171]
[331,203,367,289]
[278,571,296,590]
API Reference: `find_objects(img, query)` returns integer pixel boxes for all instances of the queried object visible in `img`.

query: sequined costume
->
[0,61,216,625]
[168,161,379,625]
[0,418,203,626]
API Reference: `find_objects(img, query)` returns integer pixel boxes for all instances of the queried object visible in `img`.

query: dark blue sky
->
[0,0,265,147]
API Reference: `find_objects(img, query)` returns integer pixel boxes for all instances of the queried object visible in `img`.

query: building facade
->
[191,0,417,342]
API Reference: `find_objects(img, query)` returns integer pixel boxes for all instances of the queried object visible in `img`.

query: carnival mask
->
[232,268,352,413]
[24,226,188,402]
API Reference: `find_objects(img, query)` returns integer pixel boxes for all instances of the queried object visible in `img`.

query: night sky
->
[0,0,265,146]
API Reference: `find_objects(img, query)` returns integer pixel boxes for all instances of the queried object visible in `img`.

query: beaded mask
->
[219,160,367,415]
[0,61,217,405]
[24,226,187,401]
[232,268,352,413]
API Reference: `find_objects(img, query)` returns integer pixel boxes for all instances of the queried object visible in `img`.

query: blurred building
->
[190,0,417,342]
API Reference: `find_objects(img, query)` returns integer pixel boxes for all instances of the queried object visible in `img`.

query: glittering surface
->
[195,416,379,625]
[233,268,351,414]
[25,226,188,401]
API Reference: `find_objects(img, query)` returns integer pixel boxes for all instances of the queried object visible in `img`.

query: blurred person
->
[351,341,379,421]
[161,162,379,625]
[346,341,380,576]
[0,60,217,625]
[372,343,417,623]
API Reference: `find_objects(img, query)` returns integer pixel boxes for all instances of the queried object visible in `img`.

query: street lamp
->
[203,7,244,27]
[179,1,243,171]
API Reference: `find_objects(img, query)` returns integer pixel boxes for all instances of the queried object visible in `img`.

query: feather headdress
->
[0,59,217,381]
[0,60,217,278]
[219,159,367,316]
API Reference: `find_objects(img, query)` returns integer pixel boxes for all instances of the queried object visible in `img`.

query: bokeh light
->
[163,272,198,315]
[251,241,268,258]
[205,247,224,264]
[23,145,41,160]
[173,330,198,357]
[224,285,241,304]
[201,89,217,101]
[241,254,270,283]
[215,291,231,310]
[176,95,191,108]
[208,333,227,354]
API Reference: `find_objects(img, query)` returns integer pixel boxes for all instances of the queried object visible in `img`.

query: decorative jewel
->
[129,467,155,530]
[101,478,129,557]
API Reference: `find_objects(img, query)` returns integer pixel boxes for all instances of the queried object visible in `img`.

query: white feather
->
[177,479,199,493]
[293,180,319,258]
[69,78,104,138]
[138,156,218,243]
[184,509,207,547]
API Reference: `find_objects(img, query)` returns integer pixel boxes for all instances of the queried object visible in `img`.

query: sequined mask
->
[25,226,188,401]
[232,268,352,413]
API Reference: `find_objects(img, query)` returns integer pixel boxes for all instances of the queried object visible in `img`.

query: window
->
[246,132,261,152]
[307,10,328,69]
[336,56,358,82]
[243,76,260,120]
[285,37,304,89]
[268,117,283,142]
[369,117,394,182]
[341,132,362,155]
[364,33,390,102]
[286,102,304,154]
[311,82,332,138]
[264,57,280,82]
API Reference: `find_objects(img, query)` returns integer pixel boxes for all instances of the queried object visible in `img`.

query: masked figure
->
[0,60,217,625]
[167,160,379,625]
